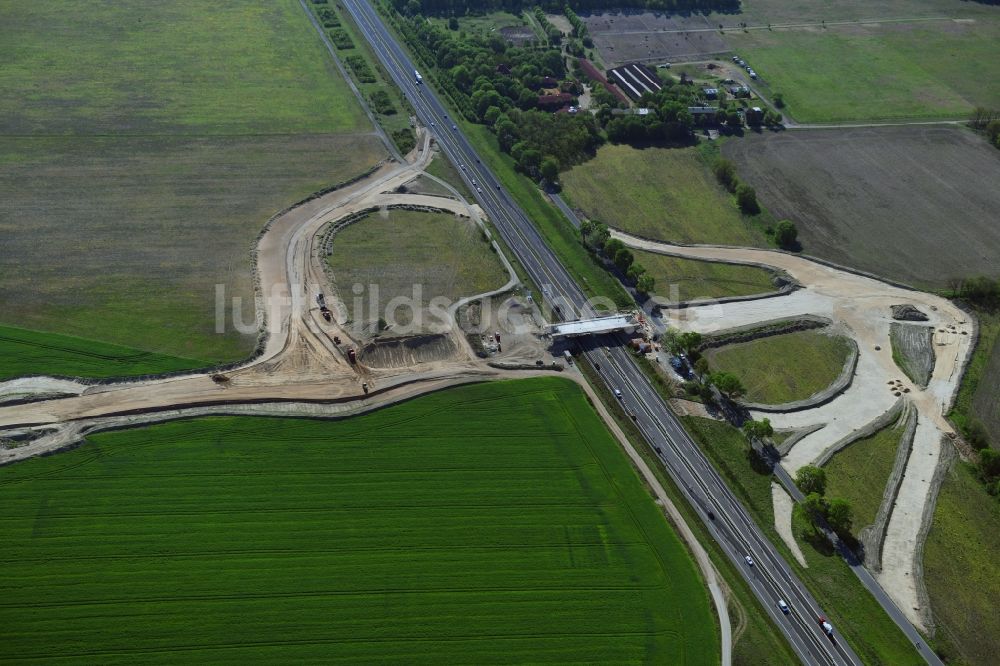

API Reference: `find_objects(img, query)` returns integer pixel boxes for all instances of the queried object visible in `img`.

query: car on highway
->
[744,554,755,567]
[613,388,623,399]
[452,124,457,130]
[477,187,482,193]
[777,599,790,614]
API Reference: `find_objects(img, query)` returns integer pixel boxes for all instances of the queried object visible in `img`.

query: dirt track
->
[615,229,972,630]
[0,131,523,452]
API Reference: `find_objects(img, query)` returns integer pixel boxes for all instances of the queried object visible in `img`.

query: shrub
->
[736,183,760,215]
[392,128,416,154]
[370,89,397,115]
[345,55,376,83]
[774,220,798,249]
[329,28,353,50]
[713,158,738,192]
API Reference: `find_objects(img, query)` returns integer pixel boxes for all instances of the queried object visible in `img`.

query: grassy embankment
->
[682,417,924,665]
[560,143,782,301]
[325,208,508,326]
[824,421,907,530]
[727,18,1000,123]
[633,251,778,303]
[950,313,1000,445]
[924,459,1000,666]
[575,358,797,665]
[0,378,717,663]
[561,143,765,246]
[703,330,853,404]
[0,1,382,369]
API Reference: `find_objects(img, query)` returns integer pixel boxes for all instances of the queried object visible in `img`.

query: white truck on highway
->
[414,69,423,84]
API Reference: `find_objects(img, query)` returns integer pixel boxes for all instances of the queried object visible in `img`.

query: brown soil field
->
[0,133,384,362]
[722,127,1000,290]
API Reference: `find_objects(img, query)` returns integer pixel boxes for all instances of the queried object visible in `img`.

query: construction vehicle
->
[347,348,357,364]
[317,293,325,306]
[362,382,369,394]
[319,305,332,322]
[333,335,342,345]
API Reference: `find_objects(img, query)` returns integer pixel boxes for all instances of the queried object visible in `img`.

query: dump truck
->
[347,348,357,364]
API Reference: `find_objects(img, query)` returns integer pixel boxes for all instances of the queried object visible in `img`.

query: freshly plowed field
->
[723,127,1000,289]
[0,378,717,663]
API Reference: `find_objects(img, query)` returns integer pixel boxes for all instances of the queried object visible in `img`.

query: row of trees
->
[795,466,854,537]
[713,158,799,249]
[580,221,655,293]
[969,107,1000,149]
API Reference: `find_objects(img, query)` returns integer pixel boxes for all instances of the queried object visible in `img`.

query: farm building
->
[537,92,574,110]
[607,62,662,100]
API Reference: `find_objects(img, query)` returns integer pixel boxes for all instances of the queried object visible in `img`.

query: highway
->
[341,1,865,663]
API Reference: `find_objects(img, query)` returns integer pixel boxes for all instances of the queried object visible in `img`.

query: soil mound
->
[361,334,457,368]
[891,304,929,322]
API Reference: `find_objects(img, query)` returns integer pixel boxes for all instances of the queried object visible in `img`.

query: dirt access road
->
[0,131,515,451]
[616,230,972,631]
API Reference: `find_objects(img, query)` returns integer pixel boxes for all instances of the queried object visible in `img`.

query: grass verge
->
[703,330,852,404]
[0,377,716,663]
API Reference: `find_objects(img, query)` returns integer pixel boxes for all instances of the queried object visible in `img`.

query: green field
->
[0,378,717,663]
[924,459,1000,666]
[681,416,923,665]
[824,420,907,531]
[0,325,205,381]
[562,144,764,246]
[704,330,852,404]
[0,0,382,366]
[635,250,778,303]
[326,208,508,327]
[728,18,1000,123]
